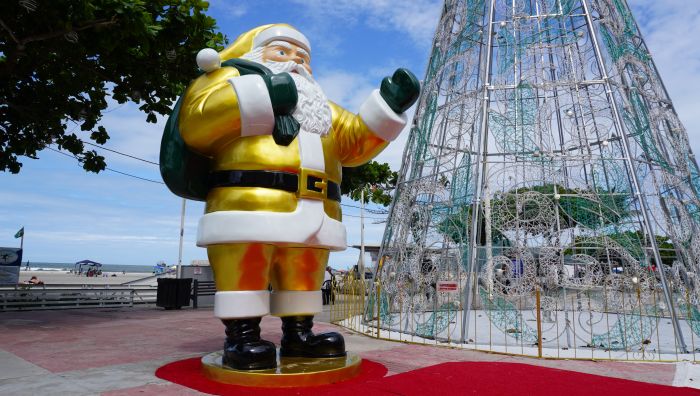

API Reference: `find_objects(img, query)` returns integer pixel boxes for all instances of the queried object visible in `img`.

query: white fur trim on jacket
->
[214,290,269,319]
[197,199,347,251]
[270,290,322,316]
[359,89,408,142]
[254,26,311,53]
[228,75,274,137]
[298,131,325,172]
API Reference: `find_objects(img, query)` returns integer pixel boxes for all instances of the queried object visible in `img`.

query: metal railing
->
[0,284,157,311]
[191,280,216,309]
[329,276,367,329]
[329,271,700,363]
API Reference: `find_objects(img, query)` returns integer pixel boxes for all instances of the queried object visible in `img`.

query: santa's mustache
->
[240,47,314,81]
[265,60,313,81]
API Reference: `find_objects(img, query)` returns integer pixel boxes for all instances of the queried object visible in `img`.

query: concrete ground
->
[0,305,697,395]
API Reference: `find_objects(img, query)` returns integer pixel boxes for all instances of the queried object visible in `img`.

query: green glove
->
[379,68,420,114]
[262,73,300,146]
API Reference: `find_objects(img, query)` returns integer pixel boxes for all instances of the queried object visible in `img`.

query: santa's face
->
[262,41,312,74]
[241,40,331,136]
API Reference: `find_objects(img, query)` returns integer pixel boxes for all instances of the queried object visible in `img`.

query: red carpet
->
[155,357,388,395]
[367,362,700,396]
[157,358,700,395]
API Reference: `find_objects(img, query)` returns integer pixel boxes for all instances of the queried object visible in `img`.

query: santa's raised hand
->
[380,68,421,114]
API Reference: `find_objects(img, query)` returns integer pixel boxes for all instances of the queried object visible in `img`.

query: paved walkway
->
[0,306,697,395]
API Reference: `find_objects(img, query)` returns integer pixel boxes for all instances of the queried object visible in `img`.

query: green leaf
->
[90,126,110,144]
[341,161,398,206]
[0,0,225,173]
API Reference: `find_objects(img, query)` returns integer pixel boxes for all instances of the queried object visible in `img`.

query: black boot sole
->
[222,358,277,371]
[279,348,347,359]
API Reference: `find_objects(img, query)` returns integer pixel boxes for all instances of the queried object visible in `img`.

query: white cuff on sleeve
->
[214,290,270,319]
[270,290,322,316]
[228,75,275,137]
[359,89,408,142]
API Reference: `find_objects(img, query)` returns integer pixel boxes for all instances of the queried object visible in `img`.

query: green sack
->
[159,59,272,201]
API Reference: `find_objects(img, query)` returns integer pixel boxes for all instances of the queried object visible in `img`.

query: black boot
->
[280,316,346,358]
[222,318,277,370]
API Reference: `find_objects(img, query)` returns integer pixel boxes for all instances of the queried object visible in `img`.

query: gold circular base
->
[201,351,362,388]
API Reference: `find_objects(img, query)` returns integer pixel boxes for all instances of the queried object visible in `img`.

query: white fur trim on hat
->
[214,290,270,319]
[228,75,275,137]
[253,26,311,53]
[270,290,322,316]
[359,89,408,142]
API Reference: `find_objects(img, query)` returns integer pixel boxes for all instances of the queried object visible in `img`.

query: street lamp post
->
[177,198,186,278]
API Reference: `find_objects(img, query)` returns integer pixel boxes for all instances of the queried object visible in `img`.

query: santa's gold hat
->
[222,24,310,60]
[196,24,311,72]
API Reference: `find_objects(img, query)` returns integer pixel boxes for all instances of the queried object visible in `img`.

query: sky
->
[1,0,699,270]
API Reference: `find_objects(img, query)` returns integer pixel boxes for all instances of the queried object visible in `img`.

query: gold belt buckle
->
[299,168,327,200]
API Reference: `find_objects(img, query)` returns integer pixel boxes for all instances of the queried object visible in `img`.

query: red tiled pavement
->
[102,382,202,396]
[1,309,222,373]
[0,306,689,394]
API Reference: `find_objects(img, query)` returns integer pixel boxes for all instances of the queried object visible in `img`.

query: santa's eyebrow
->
[296,47,310,59]
[267,40,293,50]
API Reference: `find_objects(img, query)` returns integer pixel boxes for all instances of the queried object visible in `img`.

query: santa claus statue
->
[165,24,419,370]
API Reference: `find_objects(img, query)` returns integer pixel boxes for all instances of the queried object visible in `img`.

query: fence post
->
[329,282,334,323]
[637,283,644,359]
[192,280,199,309]
[376,281,381,339]
[536,286,543,358]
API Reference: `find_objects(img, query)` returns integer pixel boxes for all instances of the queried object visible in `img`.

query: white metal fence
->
[0,284,158,311]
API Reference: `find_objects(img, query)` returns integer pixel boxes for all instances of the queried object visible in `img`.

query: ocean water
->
[19,261,154,273]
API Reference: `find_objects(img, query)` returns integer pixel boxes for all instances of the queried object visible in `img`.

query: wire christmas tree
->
[372,0,700,355]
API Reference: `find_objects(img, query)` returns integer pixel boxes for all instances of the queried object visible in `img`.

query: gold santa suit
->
[179,24,407,319]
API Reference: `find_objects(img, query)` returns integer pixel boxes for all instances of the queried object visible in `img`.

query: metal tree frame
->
[348,0,700,360]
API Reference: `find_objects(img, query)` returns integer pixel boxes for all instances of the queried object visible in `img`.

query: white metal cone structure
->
[369,0,700,358]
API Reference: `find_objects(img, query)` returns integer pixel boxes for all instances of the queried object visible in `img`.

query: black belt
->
[209,169,341,202]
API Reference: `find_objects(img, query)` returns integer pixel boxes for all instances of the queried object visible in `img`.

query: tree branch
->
[67,57,112,82]
[0,18,20,45]
[19,17,119,46]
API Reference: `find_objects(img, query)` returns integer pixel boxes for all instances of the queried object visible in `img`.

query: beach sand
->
[18,270,156,285]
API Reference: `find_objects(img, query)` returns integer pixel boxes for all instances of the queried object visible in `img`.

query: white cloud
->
[25,231,177,244]
[629,1,700,154]
[99,103,165,167]
[210,1,248,18]
[316,71,375,111]
[290,0,441,47]
[0,159,206,265]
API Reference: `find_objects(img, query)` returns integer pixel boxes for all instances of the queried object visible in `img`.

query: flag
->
[14,227,24,239]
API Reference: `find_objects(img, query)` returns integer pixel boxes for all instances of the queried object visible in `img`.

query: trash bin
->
[157,278,192,309]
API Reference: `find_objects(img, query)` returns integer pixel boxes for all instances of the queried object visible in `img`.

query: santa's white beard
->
[241,48,332,137]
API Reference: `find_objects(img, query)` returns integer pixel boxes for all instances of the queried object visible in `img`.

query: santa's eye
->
[300,59,305,64]
[278,50,285,56]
